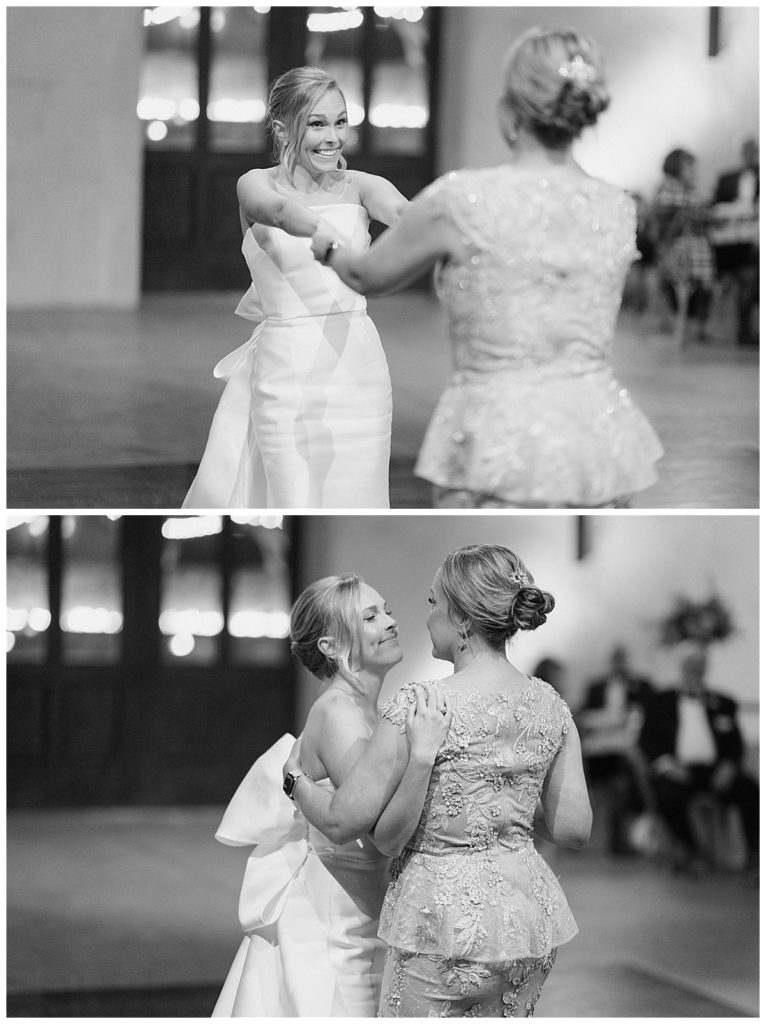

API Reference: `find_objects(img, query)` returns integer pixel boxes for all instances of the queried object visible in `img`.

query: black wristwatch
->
[283,769,306,800]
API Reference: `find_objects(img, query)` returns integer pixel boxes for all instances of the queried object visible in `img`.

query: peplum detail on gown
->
[413,167,663,507]
[378,678,578,962]
[213,735,391,1017]
[183,202,392,510]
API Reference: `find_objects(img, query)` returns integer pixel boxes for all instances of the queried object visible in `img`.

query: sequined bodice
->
[422,166,638,377]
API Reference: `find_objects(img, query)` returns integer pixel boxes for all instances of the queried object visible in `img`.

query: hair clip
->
[510,569,530,588]
[558,54,597,84]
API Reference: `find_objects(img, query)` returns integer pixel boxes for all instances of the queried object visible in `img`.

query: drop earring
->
[457,627,469,653]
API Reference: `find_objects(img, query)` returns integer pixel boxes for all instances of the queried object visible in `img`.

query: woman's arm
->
[352,170,409,227]
[237,169,336,251]
[312,193,465,296]
[539,722,592,848]
[371,686,452,856]
[287,713,409,844]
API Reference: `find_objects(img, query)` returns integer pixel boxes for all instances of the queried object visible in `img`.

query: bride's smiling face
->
[296,88,348,180]
[354,582,402,674]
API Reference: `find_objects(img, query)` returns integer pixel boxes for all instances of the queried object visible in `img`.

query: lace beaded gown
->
[414,167,663,508]
[213,735,390,1016]
[378,677,577,1017]
[183,201,392,509]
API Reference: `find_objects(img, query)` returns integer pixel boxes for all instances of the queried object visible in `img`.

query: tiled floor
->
[7,292,758,508]
[6,808,759,1017]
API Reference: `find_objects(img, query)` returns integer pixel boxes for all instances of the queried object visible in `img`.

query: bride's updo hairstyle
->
[502,27,610,150]
[289,572,362,683]
[439,545,555,650]
[267,66,349,182]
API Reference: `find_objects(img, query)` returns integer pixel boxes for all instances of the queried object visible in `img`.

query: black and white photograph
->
[5,513,760,1016]
[5,5,759,509]
[4,3,760,1021]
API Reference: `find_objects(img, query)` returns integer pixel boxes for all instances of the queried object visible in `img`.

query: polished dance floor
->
[6,807,758,1017]
[7,291,758,509]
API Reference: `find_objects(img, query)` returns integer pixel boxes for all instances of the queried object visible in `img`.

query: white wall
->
[439,6,759,197]
[296,515,759,743]
[7,8,144,309]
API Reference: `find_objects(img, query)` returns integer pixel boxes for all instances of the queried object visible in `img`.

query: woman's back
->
[378,676,578,963]
[414,165,662,507]
[424,165,638,375]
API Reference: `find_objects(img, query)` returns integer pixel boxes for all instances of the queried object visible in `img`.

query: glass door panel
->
[139,6,200,150]
[7,516,50,664]
[208,7,270,152]
[60,516,122,664]
[305,5,365,154]
[370,8,431,155]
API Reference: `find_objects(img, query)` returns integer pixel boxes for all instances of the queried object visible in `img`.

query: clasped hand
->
[310,219,338,263]
[405,683,453,763]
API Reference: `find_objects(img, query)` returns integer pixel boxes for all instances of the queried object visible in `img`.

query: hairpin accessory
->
[558,54,597,84]
[510,568,530,587]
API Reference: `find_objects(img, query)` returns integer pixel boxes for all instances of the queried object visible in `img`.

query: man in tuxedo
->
[639,642,758,870]
[712,136,759,345]
[578,646,655,853]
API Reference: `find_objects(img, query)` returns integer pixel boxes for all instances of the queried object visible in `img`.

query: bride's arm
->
[288,714,409,844]
[351,170,409,227]
[287,687,449,849]
[312,195,465,296]
[237,169,336,250]
[371,687,451,856]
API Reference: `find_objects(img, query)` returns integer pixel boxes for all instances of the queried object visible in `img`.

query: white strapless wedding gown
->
[184,204,392,509]
[213,735,391,1017]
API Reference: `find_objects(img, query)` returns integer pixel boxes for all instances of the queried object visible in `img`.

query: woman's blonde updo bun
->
[503,27,610,149]
[439,545,555,650]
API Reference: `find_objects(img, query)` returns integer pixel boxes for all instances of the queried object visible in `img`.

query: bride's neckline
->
[270,171,360,208]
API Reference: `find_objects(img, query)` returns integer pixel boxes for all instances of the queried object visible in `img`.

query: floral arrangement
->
[659,594,734,646]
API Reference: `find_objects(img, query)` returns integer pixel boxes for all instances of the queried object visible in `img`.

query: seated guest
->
[578,646,655,853]
[638,641,758,872]
[711,136,759,346]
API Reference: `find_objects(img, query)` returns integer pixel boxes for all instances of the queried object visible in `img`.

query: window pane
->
[208,7,270,152]
[6,516,50,664]
[305,5,365,153]
[228,520,291,666]
[139,6,200,151]
[370,8,430,155]
[61,516,122,664]
[160,516,223,664]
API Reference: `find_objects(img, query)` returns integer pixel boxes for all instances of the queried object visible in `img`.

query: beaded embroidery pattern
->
[378,677,579,965]
[412,166,663,506]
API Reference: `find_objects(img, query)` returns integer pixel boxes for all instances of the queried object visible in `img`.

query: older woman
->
[312,28,663,508]
[286,545,591,1016]
[214,572,449,1016]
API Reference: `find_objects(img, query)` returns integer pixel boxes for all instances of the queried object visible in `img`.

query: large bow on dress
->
[215,733,309,932]
[213,735,339,1015]
[182,285,268,508]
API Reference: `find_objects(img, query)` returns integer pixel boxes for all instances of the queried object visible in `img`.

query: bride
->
[212,572,449,1016]
[183,66,408,510]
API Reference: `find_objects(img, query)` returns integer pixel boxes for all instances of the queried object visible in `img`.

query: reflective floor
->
[6,807,758,1017]
[7,292,758,509]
